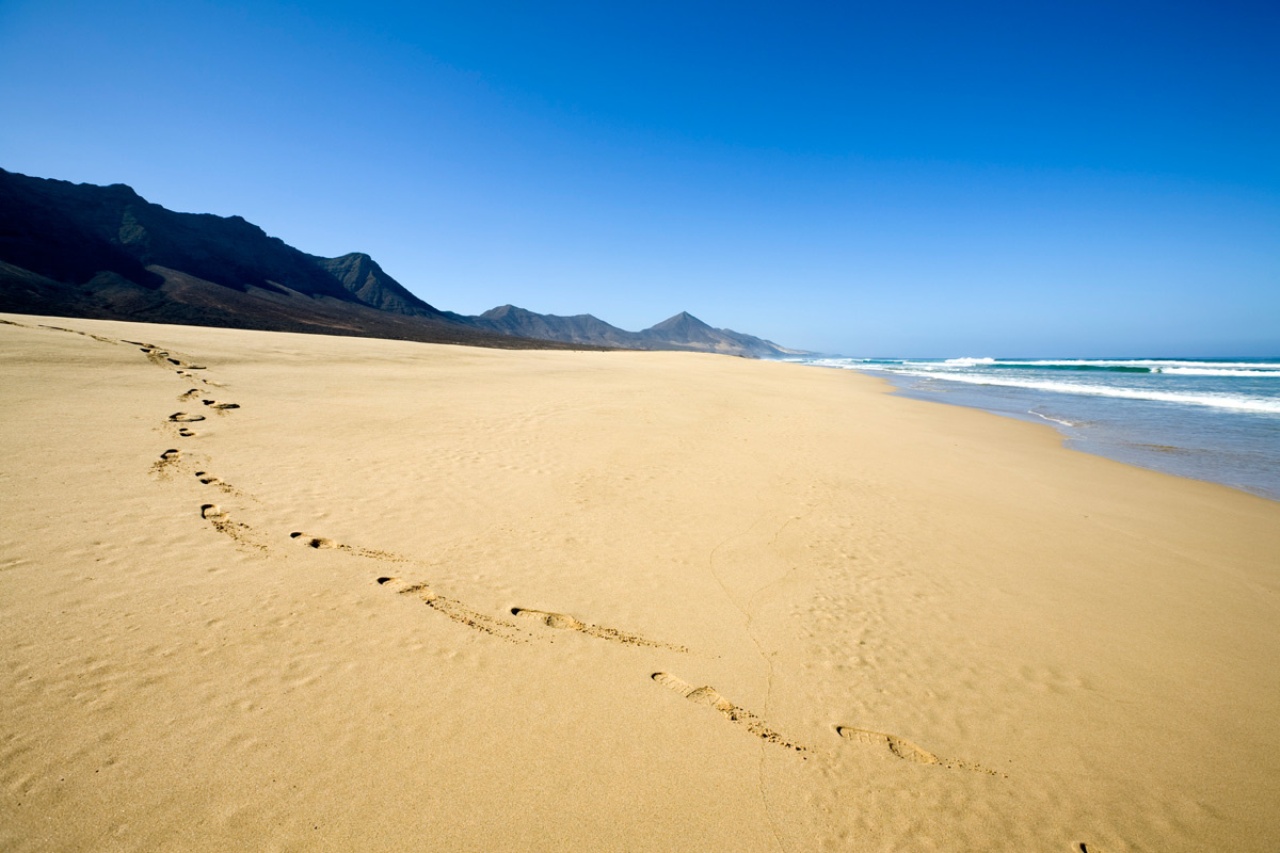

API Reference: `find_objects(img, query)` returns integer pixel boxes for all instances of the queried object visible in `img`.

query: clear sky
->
[2,0,1277,356]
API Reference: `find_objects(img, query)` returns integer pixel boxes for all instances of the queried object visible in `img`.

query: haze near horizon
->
[1,0,1276,356]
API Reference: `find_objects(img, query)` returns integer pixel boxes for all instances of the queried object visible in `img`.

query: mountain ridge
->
[0,169,801,357]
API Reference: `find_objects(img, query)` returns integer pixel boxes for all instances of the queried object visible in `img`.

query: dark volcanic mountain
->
[470,304,636,346]
[0,168,535,348]
[637,311,787,356]
[468,305,795,357]
[0,169,799,356]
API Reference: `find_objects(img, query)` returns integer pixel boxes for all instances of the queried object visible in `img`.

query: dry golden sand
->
[2,313,1278,852]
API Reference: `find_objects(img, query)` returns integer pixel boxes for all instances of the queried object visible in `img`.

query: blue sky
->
[1,0,1277,355]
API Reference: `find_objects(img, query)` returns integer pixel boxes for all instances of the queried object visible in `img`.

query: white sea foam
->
[869,369,1280,414]
[1028,410,1077,427]
[1028,359,1280,371]
[941,356,996,367]
[843,358,1280,373]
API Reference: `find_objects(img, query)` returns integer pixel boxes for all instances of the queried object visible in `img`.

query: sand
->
[2,312,1278,852]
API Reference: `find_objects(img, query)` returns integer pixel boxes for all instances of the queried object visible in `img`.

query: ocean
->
[790,356,1280,501]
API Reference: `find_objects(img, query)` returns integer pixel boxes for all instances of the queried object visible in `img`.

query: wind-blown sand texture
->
[2,313,1278,852]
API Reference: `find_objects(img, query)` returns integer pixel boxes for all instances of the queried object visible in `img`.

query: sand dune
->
[2,313,1278,851]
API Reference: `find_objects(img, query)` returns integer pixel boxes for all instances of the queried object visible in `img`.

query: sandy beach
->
[2,312,1278,852]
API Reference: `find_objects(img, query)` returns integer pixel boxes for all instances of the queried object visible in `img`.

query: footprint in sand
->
[140,347,175,367]
[288,531,405,561]
[151,449,181,476]
[201,399,239,410]
[179,388,201,401]
[377,576,526,642]
[38,325,115,344]
[835,725,1001,775]
[200,504,263,550]
[651,672,807,753]
[290,532,340,549]
[177,427,196,437]
[39,325,118,344]
[169,412,206,423]
[195,471,235,494]
[511,607,687,651]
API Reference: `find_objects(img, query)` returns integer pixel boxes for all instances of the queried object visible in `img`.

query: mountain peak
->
[312,252,442,318]
[648,311,710,331]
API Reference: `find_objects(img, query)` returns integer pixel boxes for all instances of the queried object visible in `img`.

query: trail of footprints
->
[286,531,685,650]
[129,339,262,548]
[376,576,528,642]
[21,320,1005,772]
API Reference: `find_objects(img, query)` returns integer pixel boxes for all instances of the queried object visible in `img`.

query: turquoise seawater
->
[790,356,1280,501]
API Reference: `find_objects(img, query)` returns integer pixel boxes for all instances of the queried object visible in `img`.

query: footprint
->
[200,504,264,551]
[169,412,206,423]
[177,427,196,437]
[201,399,240,410]
[151,448,181,476]
[195,471,235,494]
[651,672,807,752]
[33,324,117,344]
[378,576,526,642]
[512,607,584,630]
[511,607,687,651]
[288,531,406,561]
[289,532,339,549]
[179,388,201,401]
[835,725,1001,775]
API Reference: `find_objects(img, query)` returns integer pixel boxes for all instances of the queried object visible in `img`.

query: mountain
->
[637,311,792,357]
[0,169,801,356]
[466,305,799,358]
[469,304,637,346]
[0,168,541,348]
[311,252,441,318]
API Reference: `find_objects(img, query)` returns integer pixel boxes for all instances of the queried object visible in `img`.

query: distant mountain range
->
[0,169,800,357]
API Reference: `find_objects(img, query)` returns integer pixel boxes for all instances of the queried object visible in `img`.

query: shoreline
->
[876,373,1280,502]
[3,313,1279,852]
[785,356,1280,502]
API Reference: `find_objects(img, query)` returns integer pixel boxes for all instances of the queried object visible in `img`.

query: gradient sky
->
[2,0,1277,356]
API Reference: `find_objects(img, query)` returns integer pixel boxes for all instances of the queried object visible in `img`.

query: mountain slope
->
[465,305,799,357]
[0,169,801,356]
[311,252,446,319]
[0,169,545,347]
[638,311,792,357]
[470,305,640,347]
